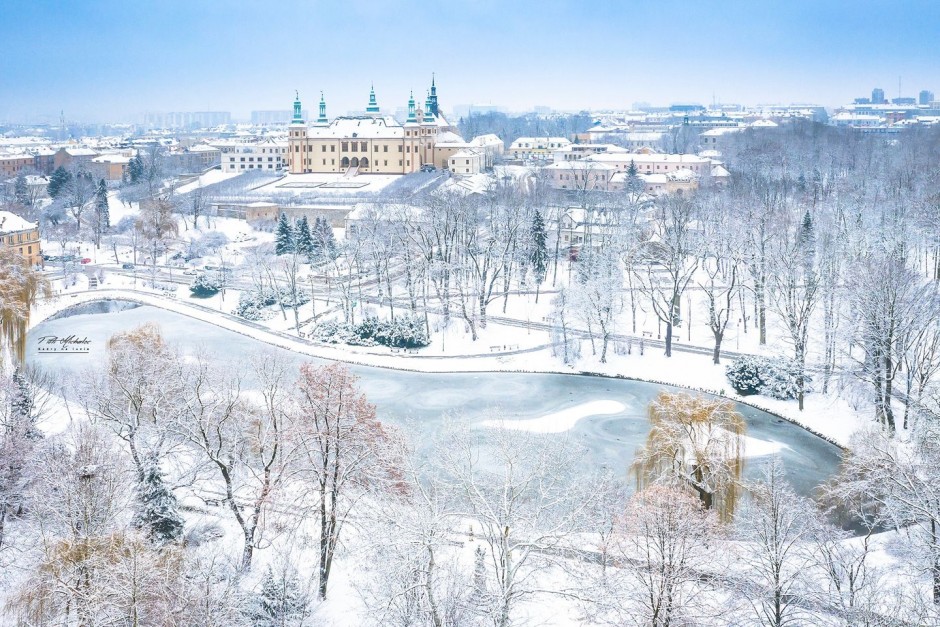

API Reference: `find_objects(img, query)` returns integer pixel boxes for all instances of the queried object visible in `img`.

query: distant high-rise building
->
[251,110,309,125]
[142,111,231,130]
[920,90,935,105]
[871,87,886,104]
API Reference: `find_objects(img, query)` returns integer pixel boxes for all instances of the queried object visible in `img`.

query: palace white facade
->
[288,79,472,175]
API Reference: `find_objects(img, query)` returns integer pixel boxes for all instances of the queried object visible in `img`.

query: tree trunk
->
[664,321,673,358]
[712,330,723,364]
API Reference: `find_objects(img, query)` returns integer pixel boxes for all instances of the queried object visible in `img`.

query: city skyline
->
[1,0,939,123]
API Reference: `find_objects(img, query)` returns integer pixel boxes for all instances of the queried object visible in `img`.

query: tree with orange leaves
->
[0,247,50,373]
[293,362,402,600]
[633,391,745,522]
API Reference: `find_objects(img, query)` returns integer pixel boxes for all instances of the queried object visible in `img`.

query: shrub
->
[725,355,810,400]
[235,290,275,321]
[312,314,429,349]
[189,272,222,297]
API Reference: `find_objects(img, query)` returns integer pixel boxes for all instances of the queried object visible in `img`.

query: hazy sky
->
[2,0,938,123]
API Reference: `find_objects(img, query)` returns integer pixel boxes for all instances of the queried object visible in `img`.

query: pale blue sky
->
[1,0,937,122]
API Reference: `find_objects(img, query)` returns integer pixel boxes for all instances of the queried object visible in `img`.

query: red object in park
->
[80,258,92,264]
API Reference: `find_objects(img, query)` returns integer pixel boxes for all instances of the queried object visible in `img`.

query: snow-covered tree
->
[633,391,745,520]
[250,563,309,627]
[734,458,815,626]
[133,456,184,544]
[529,209,548,302]
[275,213,295,255]
[596,485,722,626]
[295,215,314,260]
[292,362,402,599]
[638,194,700,357]
[0,247,51,371]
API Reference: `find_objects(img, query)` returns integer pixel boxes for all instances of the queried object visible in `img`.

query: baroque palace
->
[288,77,472,175]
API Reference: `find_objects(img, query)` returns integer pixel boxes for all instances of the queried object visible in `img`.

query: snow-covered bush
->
[725,356,765,395]
[312,315,429,349]
[235,290,275,321]
[312,320,375,346]
[372,314,429,348]
[189,271,222,297]
[186,231,229,260]
[725,356,810,400]
[278,287,310,308]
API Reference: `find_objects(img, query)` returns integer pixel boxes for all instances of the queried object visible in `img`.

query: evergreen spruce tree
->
[128,154,144,184]
[309,217,325,262]
[625,159,644,196]
[275,213,295,255]
[133,457,184,544]
[529,210,549,302]
[10,369,41,440]
[47,166,71,199]
[470,546,488,612]
[315,217,338,260]
[252,565,306,627]
[13,173,29,207]
[95,179,110,229]
[796,210,816,279]
[295,215,313,259]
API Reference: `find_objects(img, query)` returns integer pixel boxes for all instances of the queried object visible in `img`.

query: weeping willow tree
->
[633,391,745,522]
[0,248,51,374]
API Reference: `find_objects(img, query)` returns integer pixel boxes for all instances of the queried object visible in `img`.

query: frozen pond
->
[27,301,845,499]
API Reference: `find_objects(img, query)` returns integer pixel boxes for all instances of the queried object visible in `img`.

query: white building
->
[508,136,571,160]
[220,139,289,172]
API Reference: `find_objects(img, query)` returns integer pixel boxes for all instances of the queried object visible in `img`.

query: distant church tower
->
[316,91,328,125]
[428,74,440,117]
[289,91,308,174]
[292,90,304,124]
[366,84,381,116]
[406,91,418,123]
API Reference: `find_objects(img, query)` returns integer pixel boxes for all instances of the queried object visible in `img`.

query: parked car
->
[80,258,92,264]
[183,268,198,276]
[122,263,135,270]
[420,163,436,172]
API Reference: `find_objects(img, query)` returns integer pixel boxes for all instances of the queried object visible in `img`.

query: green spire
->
[406,91,417,123]
[429,73,439,116]
[317,91,328,124]
[366,84,380,114]
[292,90,304,124]
[422,91,435,122]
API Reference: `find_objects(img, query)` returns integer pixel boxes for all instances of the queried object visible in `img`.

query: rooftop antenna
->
[898,75,902,101]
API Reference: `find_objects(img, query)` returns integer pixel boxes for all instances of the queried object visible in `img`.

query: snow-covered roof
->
[470,134,503,146]
[509,137,571,148]
[700,127,743,137]
[187,144,220,153]
[436,130,465,144]
[306,116,406,139]
[584,152,710,164]
[0,211,37,233]
[449,148,484,160]
[92,153,131,164]
[62,148,99,156]
[543,161,617,171]
[711,164,731,177]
